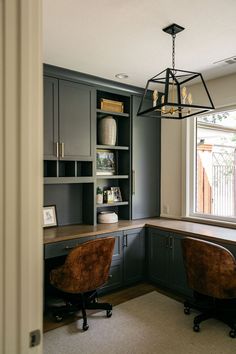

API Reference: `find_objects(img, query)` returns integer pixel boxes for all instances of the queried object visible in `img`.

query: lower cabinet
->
[123,228,145,285]
[97,231,123,293]
[148,228,192,298]
[97,228,145,294]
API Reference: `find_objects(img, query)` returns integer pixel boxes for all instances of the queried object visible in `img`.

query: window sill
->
[182,215,236,230]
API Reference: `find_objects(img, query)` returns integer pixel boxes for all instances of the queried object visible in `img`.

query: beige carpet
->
[44,291,235,354]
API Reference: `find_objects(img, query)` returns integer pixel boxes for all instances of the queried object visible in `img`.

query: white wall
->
[161,73,236,218]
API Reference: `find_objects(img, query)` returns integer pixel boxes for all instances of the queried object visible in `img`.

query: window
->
[190,109,236,222]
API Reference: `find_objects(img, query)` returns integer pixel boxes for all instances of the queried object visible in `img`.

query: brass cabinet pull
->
[132,170,135,195]
[60,142,65,158]
[55,142,59,158]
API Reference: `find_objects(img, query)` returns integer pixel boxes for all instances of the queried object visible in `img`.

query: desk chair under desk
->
[182,237,236,338]
[48,237,115,331]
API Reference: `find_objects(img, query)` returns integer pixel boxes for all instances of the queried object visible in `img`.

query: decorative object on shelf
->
[43,205,58,228]
[111,187,122,202]
[137,23,214,120]
[100,98,124,113]
[96,150,115,175]
[98,211,118,224]
[98,116,117,146]
[96,187,103,204]
[103,189,114,204]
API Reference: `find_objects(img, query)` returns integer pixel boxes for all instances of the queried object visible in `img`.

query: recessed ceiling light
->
[213,56,236,65]
[115,73,129,79]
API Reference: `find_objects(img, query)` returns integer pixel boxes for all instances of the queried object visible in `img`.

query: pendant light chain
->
[172,34,176,73]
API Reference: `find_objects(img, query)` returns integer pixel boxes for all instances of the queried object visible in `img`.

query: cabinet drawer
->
[96,231,123,261]
[44,236,95,259]
[99,260,122,293]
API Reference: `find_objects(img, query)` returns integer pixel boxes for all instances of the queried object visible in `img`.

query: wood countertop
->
[44,218,236,245]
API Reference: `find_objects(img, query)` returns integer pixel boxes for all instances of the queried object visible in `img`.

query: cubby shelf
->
[96,145,129,151]
[96,109,129,118]
[96,201,129,208]
[96,175,129,179]
[44,177,94,184]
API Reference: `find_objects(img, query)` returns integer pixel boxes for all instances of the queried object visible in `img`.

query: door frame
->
[0,1,43,353]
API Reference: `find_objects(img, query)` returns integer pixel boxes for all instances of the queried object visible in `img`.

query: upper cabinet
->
[43,64,161,226]
[59,80,94,160]
[44,76,95,161]
[131,95,161,219]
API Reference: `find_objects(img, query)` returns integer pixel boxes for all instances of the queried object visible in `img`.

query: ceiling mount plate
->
[163,23,185,35]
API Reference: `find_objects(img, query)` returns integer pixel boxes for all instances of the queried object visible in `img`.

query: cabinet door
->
[170,234,192,297]
[123,228,145,285]
[132,95,160,219]
[148,228,170,286]
[59,80,94,160]
[44,77,59,159]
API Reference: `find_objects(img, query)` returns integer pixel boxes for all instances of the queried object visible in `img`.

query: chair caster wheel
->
[193,324,200,332]
[229,329,236,338]
[106,310,112,318]
[184,307,190,315]
[83,324,89,331]
[54,314,63,322]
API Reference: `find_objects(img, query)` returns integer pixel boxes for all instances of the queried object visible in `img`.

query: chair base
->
[184,296,236,338]
[50,290,113,331]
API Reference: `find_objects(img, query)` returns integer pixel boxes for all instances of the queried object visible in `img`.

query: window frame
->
[183,107,236,226]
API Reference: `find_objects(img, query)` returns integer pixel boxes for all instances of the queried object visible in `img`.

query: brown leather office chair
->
[182,237,236,338]
[50,236,115,331]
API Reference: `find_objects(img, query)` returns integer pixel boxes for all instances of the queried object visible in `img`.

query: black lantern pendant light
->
[137,23,215,119]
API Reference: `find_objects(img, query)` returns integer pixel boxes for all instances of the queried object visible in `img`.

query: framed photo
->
[96,150,116,175]
[103,189,114,204]
[111,187,122,202]
[43,205,58,228]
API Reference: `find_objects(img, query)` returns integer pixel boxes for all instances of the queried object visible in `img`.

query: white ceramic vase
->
[98,116,117,146]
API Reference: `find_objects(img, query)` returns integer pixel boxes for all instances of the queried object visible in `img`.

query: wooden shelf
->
[96,175,129,179]
[96,145,129,151]
[96,109,129,118]
[96,201,129,208]
[44,177,94,184]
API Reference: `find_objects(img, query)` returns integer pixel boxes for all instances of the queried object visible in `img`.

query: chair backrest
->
[182,237,236,299]
[50,237,115,294]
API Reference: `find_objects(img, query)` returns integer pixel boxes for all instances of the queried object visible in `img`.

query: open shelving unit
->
[96,89,131,222]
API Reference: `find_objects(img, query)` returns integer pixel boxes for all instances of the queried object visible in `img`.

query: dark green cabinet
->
[123,228,145,285]
[132,96,160,219]
[97,228,145,293]
[170,234,192,296]
[97,232,123,293]
[148,228,170,285]
[148,228,192,297]
[59,80,94,160]
[43,76,94,161]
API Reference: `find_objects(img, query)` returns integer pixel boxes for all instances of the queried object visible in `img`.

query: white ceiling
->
[43,0,236,88]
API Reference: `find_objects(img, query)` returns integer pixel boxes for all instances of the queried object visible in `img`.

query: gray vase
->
[98,116,117,145]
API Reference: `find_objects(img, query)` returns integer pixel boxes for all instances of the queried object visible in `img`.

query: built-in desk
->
[44,217,236,246]
[43,218,236,297]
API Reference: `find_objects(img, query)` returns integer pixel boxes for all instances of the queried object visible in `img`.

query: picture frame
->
[43,205,58,228]
[96,150,116,175]
[111,187,122,202]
